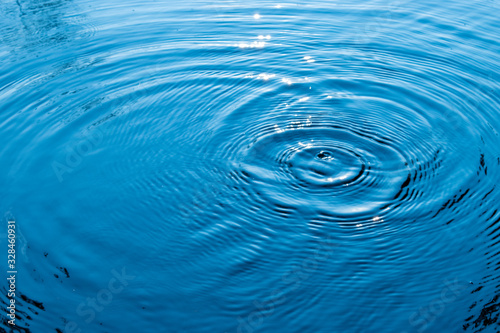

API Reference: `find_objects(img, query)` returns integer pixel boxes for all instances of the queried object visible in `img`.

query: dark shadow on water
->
[462,154,500,332]
[1,0,90,55]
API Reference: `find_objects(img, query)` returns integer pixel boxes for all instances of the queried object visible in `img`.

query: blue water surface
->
[1,0,500,332]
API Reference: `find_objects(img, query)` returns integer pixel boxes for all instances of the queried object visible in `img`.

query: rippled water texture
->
[1,0,500,332]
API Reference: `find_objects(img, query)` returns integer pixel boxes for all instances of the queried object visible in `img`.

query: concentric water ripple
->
[1,0,500,332]
[206,76,481,226]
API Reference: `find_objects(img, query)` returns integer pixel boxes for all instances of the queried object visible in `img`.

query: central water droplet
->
[289,146,366,188]
[317,150,333,161]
